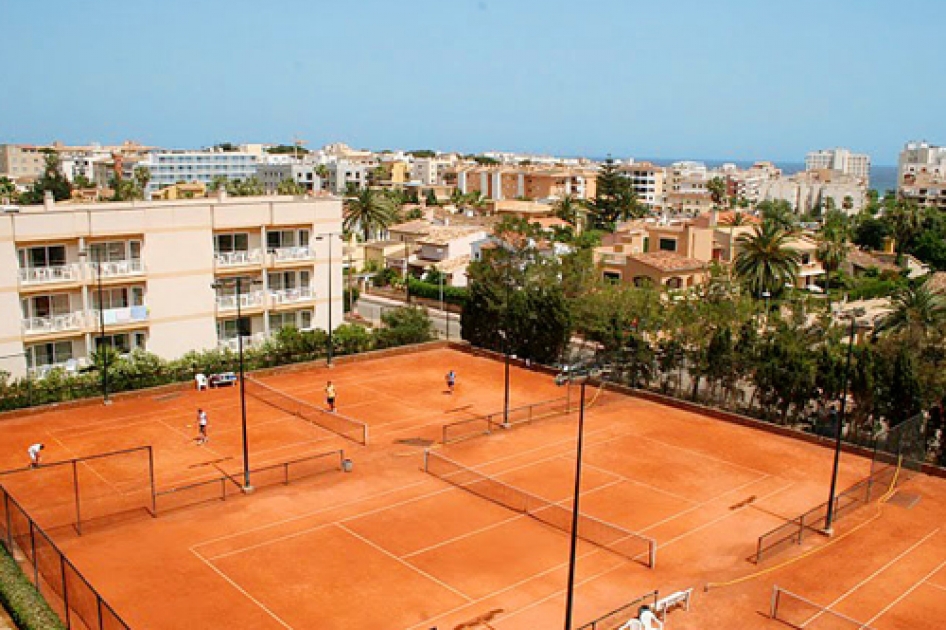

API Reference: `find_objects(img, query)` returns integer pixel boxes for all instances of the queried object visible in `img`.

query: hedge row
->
[0,543,64,630]
[406,278,468,306]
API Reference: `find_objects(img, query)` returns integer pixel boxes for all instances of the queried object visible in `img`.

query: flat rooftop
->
[0,345,944,629]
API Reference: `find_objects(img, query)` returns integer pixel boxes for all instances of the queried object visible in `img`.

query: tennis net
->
[424,451,656,568]
[245,377,368,445]
[770,585,877,629]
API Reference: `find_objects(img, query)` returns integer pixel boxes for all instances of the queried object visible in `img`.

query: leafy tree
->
[332,323,371,355]
[554,195,583,228]
[881,347,924,427]
[267,145,310,155]
[0,176,16,200]
[816,221,849,311]
[373,306,434,348]
[586,157,639,231]
[20,151,72,204]
[884,198,924,264]
[704,326,735,402]
[133,166,151,194]
[734,223,801,298]
[852,215,889,250]
[277,178,306,195]
[876,282,946,342]
[425,189,439,206]
[343,188,397,241]
[707,176,727,208]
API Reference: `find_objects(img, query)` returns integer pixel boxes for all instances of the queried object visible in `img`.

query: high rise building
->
[805,148,870,182]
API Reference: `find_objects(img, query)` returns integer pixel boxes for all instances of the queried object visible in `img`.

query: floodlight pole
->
[503,264,512,426]
[563,379,586,630]
[316,233,339,366]
[825,314,857,533]
[236,277,252,492]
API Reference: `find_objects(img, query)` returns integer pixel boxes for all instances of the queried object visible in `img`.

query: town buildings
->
[142,149,258,194]
[898,141,946,210]
[0,195,342,378]
[447,165,597,202]
[805,148,871,182]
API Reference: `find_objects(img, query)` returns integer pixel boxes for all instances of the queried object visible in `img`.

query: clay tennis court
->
[1,344,945,629]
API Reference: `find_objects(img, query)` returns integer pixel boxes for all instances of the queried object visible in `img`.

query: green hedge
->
[0,543,64,630]
[406,278,468,306]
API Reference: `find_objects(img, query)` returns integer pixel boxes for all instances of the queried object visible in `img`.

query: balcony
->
[18,264,81,286]
[29,358,90,378]
[597,252,628,265]
[269,287,314,306]
[91,306,149,327]
[217,332,268,352]
[22,312,85,335]
[93,259,145,279]
[271,246,314,263]
[215,249,262,267]
[216,290,265,312]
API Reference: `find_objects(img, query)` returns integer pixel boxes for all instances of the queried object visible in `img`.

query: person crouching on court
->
[28,443,44,468]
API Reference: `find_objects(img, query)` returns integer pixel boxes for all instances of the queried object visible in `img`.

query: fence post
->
[284,463,289,485]
[97,596,104,630]
[60,554,71,630]
[148,446,157,517]
[72,460,82,536]
[423,449,430,473]
[29,520,38,586]
[770,585,780,619]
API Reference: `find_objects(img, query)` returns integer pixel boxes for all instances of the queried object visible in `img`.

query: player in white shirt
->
[28,443,44,468]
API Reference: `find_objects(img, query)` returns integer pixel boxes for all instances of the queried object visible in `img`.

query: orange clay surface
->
[1,346,945,629]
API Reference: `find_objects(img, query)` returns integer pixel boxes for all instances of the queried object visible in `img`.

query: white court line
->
[401,514,523,559]
[924,581,946,593]
[808,528,940,626]
[336,523,473,603]
[578,459,697,504]
[864,557,946,627]
[190,547,295,630]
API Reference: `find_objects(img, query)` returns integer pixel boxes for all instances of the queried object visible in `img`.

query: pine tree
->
[587,157,639,231]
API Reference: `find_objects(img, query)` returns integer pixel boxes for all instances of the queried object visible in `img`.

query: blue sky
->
[1,0,943,165]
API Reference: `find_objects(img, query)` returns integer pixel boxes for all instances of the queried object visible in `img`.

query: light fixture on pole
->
[79,247,110,405]
[824,307,865,534]
[211,276,260,492]
[315,232,341,366]
[555,362,601,630]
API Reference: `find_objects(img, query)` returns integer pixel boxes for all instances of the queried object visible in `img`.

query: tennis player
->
[325,381,337,412]
[196,408,209,444]
[445,370,456,394]
[28,443,44,468]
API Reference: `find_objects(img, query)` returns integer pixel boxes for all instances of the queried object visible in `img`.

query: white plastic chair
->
[195,373,208,391]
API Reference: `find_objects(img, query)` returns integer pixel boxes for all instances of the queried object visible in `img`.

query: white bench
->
[655,588,692,619]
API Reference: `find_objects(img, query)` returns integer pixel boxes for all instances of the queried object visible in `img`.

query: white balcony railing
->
[22,312,85,335]
[29,358,89,378]
[18,264,81,285]
[94,259,145,278]
[215,249,262,267]
[269,287,314,305]
[90,306,149,326]
[216,290,265,311]
[271,246,314,262]
[217,332,268,352]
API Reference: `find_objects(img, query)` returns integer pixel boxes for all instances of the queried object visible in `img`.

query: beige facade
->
[450,166,597,201]
[0,145,47,180]
[0,196,342,378]
[594,221,713,288]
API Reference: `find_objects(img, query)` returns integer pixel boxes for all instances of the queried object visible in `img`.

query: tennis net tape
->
[424,451,656,568]
[245,377,368,445]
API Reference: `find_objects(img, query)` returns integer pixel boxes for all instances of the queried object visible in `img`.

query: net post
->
[148,446,157,517]
[72,460,82,536]
[29,520,38,586]
[423,448,430,473]
[284,462,289,485]
[60,553,70,630]
[770,585,780,619]
[649,541,657,569]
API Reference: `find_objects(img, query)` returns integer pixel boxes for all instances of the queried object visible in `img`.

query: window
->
[89,241,134,262]
[215,233,249,253]
[218,317,250,339]
[92,287,144,310]
[27,341,73,368]
[18,245,66,269]
[269,310,312,332]
[22,294,71,319]
[94,334,131,353]
[267,229,309,249]
[603,271,621,284]
[658,238,677,252]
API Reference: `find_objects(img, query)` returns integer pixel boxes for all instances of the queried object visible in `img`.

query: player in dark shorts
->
[325,381,337,412]
[445,370,456,394]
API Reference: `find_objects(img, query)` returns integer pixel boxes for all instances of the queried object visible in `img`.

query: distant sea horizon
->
[590,157,898,194]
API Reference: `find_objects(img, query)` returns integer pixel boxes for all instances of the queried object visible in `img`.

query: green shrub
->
[406,278,468,306]
[0,543,65,630]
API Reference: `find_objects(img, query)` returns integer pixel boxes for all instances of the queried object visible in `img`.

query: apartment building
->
[805,148,871,182]
[450,166,596,201]
[0,196,343,378]
[899,174,946,211]
[619,162,665,209]
[257,163,323,194]
[595,221,712,289]
[410,157,454,186]
[664,161,713,214]
[327,159,369,194]
[759,170,866,215]
[142,150,258,193]
[898,141,946,187]
[726,162,781,204]
[0,145,48,180]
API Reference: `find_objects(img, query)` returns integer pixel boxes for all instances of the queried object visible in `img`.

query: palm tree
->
[876,282,946,341]
[343,187,396,241]
[707,176,727,209]
[816,225,849,315]
[553,195,583,229]
[885,198,924,264]
[133,166,151,195]
[759,200,798,234]
[734,223,801,298]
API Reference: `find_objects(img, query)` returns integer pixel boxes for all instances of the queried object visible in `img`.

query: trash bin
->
[342,458,353,473]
